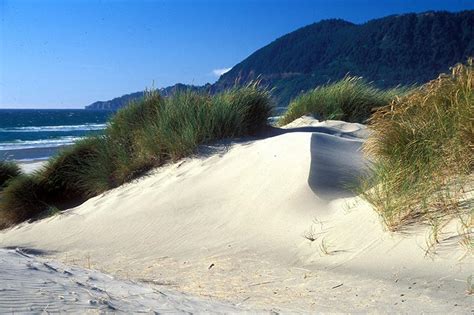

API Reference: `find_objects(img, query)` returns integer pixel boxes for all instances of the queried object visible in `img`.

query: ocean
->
[0,109,112,162]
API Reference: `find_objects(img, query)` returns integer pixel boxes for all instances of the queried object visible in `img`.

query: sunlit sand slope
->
[1,118,471,312]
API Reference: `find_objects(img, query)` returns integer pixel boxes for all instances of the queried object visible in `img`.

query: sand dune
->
[1,117,472,312]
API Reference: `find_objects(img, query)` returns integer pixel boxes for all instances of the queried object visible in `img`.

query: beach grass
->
[359,60,473,231]
[278,76,407,125]
[0,175,44,226]
[0,84,273,226]
[39,137,113,200]
[0,161,21,189]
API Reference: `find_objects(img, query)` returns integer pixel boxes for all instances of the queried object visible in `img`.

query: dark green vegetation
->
[278,76,407,125]
[360,60,473,235]
[0,162,21,188]
[86,11,473,111]
[217,11,474,107]
[0,85,272,227]
[86,83,211,110]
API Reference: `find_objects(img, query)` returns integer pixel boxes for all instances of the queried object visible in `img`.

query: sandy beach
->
[18,160,47,174]
[1,117,472,313]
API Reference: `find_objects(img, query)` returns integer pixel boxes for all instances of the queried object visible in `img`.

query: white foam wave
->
[0,123,107,133]
[0,136,83,150]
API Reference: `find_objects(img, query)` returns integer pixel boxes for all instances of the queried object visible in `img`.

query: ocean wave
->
[0,136,83,150]
[0,123,107,133]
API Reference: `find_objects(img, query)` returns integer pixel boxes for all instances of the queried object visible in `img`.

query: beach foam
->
[0,123,106,133]
[0,136,84,150]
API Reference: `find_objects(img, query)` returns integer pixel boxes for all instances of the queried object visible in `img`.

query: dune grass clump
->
[0,161,21,189]
[0,138,110,227]
[39,137,113,200]
[149,91,218,160]
[102,90,166,185]
[0,175,46,228]
[123,83,273,161]
[360,60,473,232]
[0,84,273,226]
[279,76,405,125]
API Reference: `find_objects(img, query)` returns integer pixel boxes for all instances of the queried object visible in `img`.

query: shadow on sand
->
[308,132,368,200]
[196,125,369,201]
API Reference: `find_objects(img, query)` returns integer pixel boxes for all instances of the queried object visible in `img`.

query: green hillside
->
[85,84,211,110]
[215,10,474,106]
[86,10,474,110]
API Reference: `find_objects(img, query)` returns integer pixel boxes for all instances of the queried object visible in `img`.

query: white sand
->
[0,248,242,313]
[1,117,472,312]
[18,160,46,174]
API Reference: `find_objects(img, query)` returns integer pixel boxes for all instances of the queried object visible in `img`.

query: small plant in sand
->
[467,275,474,295]
[303,218,325,242]
[319,237,332,255]
[457,213,473,256]
[279,76,407,125]
[303,226,319,242]
[360,60,473,241]
[423,216,452,258]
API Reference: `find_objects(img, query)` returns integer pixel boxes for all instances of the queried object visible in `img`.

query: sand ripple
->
[0,248,242,313]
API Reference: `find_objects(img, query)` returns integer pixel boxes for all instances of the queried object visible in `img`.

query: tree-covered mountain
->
[86,10,474,110]
[85,83,211,110]
[216,10,474,107]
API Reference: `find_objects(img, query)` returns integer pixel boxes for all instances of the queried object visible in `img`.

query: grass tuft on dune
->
[0,161,21,189]
[0,84,273,227]
[278,76,407,125]
[0,175,45,227]
[360,60,473,233]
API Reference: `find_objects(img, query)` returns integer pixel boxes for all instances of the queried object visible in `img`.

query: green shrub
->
[0,161,21,189]
[279,76,405,125]
[360,60,473,230]
[0,84,273,226]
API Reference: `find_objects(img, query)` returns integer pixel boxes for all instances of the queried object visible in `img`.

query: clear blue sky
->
[1,0,473,108]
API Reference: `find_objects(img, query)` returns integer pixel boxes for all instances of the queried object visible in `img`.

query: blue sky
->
[1,0,473,108]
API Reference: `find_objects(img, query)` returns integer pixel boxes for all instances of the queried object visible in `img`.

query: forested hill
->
[86,10,473,110]
[85,83,211,110]
[215,10,474,106]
